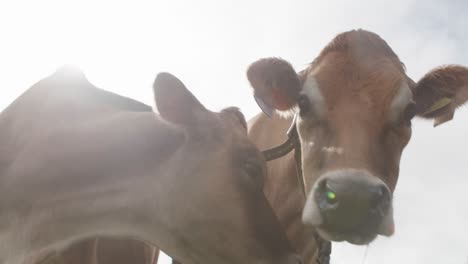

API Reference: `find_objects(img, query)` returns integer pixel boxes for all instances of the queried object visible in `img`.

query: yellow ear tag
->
[422,97,452,116]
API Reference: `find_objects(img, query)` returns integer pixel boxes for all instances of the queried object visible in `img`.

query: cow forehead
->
[304,52,409,124]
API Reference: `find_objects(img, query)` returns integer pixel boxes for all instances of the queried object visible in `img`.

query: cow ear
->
[153,72,207,127]
[413,65,468,127]
[247,58,301,117]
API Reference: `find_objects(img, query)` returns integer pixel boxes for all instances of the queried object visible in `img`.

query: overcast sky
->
[1,0,467,263]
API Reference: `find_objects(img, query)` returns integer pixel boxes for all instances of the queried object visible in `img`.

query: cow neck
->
[261,114,331,264]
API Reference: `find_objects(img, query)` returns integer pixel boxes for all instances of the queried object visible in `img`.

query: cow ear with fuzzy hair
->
[413,65,468,126]
[153,72,208,127]
[247,58,302,117]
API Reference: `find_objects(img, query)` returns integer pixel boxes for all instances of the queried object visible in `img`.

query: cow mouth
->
[314,221,380,245]
[305,205,395,245]
[302,191,395,245]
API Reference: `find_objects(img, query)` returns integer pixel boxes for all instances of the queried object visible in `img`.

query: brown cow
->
[0,68,302,264]
[247,29,468,263]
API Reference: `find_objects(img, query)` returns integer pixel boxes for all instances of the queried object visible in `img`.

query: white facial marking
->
[306,141,315,148]
[302,75,325,117]
[321,146,344,155]
[389,81,413,122]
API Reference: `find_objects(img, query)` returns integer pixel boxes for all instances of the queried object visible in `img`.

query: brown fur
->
[311,29,405,73]
[305,33,409,190]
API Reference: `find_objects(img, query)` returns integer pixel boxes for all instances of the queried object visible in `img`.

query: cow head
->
[153,73,302,264]
[247,29,468,245]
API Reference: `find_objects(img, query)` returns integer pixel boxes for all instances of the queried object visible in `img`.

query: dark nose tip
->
[315,171,391,228]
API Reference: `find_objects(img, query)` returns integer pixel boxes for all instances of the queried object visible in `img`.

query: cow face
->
[247,30,468,245]
[154,73,302,264]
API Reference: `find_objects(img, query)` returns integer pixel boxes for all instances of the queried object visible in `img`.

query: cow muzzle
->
[302,169,394,245]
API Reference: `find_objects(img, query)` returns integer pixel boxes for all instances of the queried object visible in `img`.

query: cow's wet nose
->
[303,170,392,233]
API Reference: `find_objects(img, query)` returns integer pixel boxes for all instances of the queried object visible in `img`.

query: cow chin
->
[304,204,394,245]
[316,227,378,245]
[313,221,381,245]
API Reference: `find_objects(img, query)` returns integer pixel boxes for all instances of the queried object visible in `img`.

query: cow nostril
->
[325,189,338,205]
[317,178,327,190]
[371,184,390,210]
[317,178,339,207]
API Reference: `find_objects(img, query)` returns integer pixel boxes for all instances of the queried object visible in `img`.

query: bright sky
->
[1,0,467,263]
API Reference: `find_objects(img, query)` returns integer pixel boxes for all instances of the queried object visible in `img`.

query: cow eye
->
[244,161,261,177]
[402,102,417,125]
[243,160,264,186]
[298,95,311,116]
